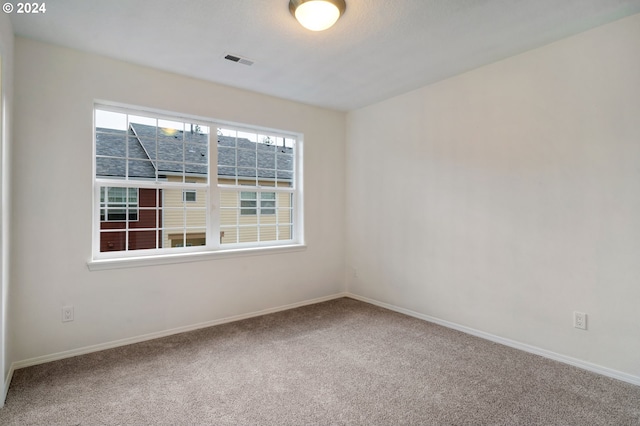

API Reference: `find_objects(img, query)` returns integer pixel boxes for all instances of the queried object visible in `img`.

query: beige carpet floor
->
[1,297,639,425]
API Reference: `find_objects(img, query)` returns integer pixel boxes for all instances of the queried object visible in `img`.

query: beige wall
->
[0,10,14,406]
[11,38,346,364]
[346,14,640,380]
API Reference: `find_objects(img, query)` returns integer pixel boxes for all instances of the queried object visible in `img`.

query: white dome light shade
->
[290,0,346,32]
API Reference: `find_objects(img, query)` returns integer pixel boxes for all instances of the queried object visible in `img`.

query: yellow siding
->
[161,176,293,246]
[163,176,207,247]
[219,180,293,244]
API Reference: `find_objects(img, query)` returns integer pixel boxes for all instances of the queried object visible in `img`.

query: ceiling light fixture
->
[289,0,346,32]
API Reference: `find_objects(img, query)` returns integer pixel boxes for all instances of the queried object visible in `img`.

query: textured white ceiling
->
[9,0,640,111]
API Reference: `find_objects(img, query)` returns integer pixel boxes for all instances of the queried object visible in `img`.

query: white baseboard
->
[7,291,638,395]
[11,292,348,372]
[346,293,640,387]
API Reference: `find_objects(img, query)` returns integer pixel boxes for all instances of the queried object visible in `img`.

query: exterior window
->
[240,191,276,215]
[100,187,138,221]
[260,192,276,215]
[93,104,301,260]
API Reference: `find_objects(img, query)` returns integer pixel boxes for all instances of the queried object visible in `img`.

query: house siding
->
[99,188,162,251]
[163,176,207,248]
[219,179,292,244]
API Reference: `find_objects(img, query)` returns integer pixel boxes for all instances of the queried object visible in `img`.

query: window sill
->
[87,244,307,271]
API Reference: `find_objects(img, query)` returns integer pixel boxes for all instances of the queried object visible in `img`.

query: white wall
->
[0,10,14,406]
[11,38,346,363]
[347,14,640,379]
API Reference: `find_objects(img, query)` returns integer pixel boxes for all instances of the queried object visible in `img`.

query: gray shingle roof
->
[96,123,293,181]
[131,124,208,176]
[95,129,157,178]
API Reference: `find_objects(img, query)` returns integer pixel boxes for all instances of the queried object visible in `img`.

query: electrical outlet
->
[573,311,587,330]
[62,306,74,322]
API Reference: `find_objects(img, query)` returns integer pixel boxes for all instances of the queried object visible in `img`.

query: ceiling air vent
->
[224,53,254,66]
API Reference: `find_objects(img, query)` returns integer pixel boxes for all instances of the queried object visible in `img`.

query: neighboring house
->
[96,123,293,252]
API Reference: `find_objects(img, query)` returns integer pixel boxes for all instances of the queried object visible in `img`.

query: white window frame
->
[89,102,305,270]
[183,189,197,203]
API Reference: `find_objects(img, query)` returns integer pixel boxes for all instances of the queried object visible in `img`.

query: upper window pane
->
[217,127,295,187]
[95,108,210,183]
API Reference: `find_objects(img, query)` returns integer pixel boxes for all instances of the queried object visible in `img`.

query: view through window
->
[94,105,300,259]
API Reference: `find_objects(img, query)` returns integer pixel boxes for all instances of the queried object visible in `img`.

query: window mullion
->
[209,129,219,249]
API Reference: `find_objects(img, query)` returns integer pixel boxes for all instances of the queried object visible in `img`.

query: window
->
[217,127,295,245]
[100,187,138,221]
[93,104,301,261]
[240,191,276,215]
[183,190,197,202]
